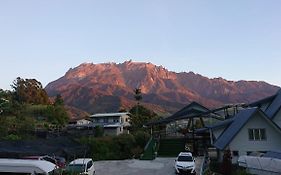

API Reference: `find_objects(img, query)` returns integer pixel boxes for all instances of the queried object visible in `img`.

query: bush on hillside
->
[80,133,150,160]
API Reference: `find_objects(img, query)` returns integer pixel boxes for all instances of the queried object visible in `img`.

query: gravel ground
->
[95,157,203,175]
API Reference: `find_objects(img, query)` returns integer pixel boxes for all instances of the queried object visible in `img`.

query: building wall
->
[121,114,130,126]
[273,109,281,128]
[77,119,91,125]
[104,128,118,136]
[226,112,281,163]
[103,126,124,136]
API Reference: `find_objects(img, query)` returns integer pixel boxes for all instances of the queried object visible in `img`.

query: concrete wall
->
[104,127,124,136]
[227,112,281,163]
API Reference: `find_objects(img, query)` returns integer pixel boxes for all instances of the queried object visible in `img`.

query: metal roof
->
[90,112,130,118]
[214,108,258,150]
[249,94,276,108]
[265,90,281,119]
[146,102,209,125]
[206,118,235,130]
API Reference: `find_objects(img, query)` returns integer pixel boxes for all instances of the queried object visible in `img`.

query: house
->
[90,112,131,136]
[68,119,92,126]
[250,89,281,128]
[212,106,281,163]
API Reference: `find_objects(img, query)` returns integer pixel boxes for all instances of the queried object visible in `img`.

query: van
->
[0,158,57,175]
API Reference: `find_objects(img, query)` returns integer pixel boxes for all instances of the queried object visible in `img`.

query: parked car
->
[66,158,95,175]
[0,158,57,175]
[53,156,66,168]
[23,155,58,167]
[174,152,196,175]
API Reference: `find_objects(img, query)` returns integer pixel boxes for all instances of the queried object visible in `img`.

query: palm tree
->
[134,88,142,117]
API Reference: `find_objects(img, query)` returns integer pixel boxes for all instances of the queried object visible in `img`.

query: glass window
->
[87,161,93,169]
[177,156,193,162]
[248,129,254,140]
[66,164,86,173]
[254,129,260,140]
[248,129,266,141]
[260,129,266,140]
[232,151,239,156]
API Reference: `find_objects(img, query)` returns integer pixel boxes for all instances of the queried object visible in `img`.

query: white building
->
[210,89,281,163]
[90,112,131,136]
[68,118,92,126]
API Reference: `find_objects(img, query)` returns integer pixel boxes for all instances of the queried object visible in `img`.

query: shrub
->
[80,134,141,160]
[133,131,150,148]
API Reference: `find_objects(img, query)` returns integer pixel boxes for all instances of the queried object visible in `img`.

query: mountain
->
[45,61,280,114]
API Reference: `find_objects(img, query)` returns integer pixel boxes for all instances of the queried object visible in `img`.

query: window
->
[248,129,266,141]
[232,151,239,156]
[87,161,93,169]
[246,151,252,155]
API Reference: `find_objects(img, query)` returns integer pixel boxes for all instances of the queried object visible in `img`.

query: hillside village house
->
[210,89,281,163]
[68,119,92,126]
[90,112,131,136]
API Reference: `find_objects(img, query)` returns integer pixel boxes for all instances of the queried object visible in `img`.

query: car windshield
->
[66,164,85,172]
[177,156,193,162]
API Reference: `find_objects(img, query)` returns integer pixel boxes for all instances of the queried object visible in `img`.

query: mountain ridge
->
[45,61,280,114]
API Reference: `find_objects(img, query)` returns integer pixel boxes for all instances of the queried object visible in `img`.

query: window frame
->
[248,128,266,141]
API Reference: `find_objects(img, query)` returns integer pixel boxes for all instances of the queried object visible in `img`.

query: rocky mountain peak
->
[45,61,280,114]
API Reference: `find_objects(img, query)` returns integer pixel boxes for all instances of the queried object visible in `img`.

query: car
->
[66,158,95,175]
[0,158,57,175]
[23,155,57,165]
[53,156,66,168]
[174,152,196,175]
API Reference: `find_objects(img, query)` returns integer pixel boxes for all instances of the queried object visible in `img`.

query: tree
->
[129,105,158,131]
[0,89,21,116]
[134,88,142,122]
[45,105,69,127]
[134,88,142,104]
[54,94,64,106]
[11,77,49,105]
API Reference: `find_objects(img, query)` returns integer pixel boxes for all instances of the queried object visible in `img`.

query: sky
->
[0,0,281,90]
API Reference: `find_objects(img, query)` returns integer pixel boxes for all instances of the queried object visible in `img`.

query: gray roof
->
[206,118,234,130]
[249,94,276,108]
[147,102,209,125]
[214,108,258,150]
[265,90,281,119]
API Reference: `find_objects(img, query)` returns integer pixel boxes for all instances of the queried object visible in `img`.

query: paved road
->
[95,157,203,175]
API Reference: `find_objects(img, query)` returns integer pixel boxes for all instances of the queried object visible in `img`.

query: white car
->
[67,158,95,175]
[174,152,196,175]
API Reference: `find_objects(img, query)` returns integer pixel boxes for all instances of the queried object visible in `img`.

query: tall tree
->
[134,88,142,118]
[134,88,142,105]
[129,105,158,131]
[11,77,49,105]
